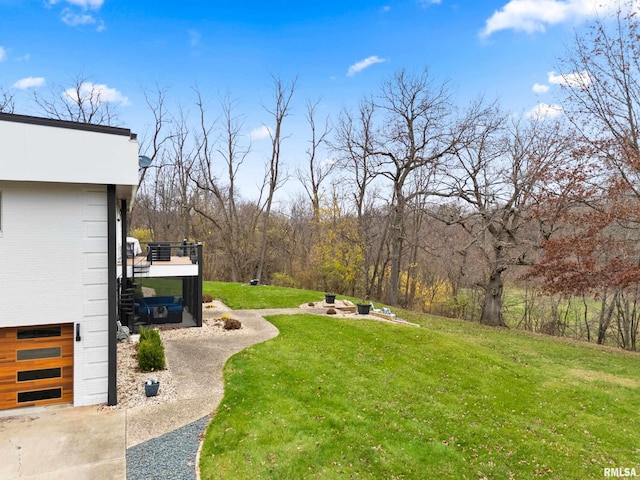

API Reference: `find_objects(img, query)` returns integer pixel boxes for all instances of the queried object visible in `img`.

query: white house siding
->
[1,118,138,187]
[0,181,110,407]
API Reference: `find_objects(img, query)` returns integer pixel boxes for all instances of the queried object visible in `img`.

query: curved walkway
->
[0,304,415,479]
[125,304,416,479]
[125,307,280,479]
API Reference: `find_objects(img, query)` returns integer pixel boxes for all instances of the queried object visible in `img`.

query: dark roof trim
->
[0,112,136,139]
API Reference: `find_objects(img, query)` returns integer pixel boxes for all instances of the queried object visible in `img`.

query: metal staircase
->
[118,278,137,328]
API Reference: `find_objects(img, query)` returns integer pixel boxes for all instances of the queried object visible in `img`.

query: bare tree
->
[443,105,573,327]
[334,97,379,221]
[254,76,296,282]
[297,99,332,222]
[369,68,459,306]
[0,87,15,113]
[137,87,173,190]
[33,74,121,125]
[334,98,392,299]
[134,107,197,241]
[191,91,253,282]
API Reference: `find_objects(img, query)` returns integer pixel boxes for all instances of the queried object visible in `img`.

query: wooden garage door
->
[0,323,73,410]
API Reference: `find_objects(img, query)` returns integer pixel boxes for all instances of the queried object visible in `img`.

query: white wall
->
[0,118,138,190]
[0,182,110,406]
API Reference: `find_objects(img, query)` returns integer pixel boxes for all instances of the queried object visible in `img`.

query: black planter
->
[145,381,160,397]
[325,293,336,304]
[357,303,371,315]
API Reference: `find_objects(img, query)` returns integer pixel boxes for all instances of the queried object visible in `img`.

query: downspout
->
[120,199,129,331]
[196,243,203,327]
[107,185,117,406]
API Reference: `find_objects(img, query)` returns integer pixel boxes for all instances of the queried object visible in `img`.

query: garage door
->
[0,323,74,410]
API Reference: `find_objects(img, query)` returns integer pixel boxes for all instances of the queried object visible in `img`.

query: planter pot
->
[325,294,336,304]
[357,303,371,315]
[145,381,160,397]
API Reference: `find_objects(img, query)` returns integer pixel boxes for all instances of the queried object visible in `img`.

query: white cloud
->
[481,0,623,38]
[347,55,387,77]
[322,157,337,169]
[0,47,6,62]
[61,9,96,26]
[64,82,130,106]
[526,102,564,120]
[250,125,272,140]
[532,83,549,93]
[548,70,591,89]
[13,77,46,89]
[49,0,104,9]
[51,1,104,29]
[188,29,201,47]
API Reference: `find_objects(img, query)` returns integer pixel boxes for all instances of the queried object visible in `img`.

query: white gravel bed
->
[106,302,245,410]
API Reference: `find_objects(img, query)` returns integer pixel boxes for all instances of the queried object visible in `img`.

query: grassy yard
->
[203,281,337,309]
[198,291,640,479]
[137,277,183,296]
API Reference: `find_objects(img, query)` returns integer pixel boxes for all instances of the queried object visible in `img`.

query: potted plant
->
[356,300,371,315]
[145,378,160,397]
[325,293,336,304]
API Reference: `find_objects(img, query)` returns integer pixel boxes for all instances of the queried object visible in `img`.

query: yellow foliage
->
[422,278,453,310]
[309,202,364,293]
[398,271,453,311]
[129,228,154,243]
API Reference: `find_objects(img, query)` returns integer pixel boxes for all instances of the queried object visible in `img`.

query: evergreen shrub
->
[138,326,165,371]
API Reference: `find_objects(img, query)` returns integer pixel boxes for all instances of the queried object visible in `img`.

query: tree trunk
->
[255,206,271,282]
[480,267,508,327]
[388,195,406,307]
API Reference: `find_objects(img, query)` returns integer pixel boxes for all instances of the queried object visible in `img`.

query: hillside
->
[197,285,640,479]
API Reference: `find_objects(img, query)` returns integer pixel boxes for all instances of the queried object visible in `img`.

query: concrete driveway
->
[0,405,126,480]
[0,305,281,480]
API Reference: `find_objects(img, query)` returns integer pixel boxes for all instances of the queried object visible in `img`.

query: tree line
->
[4,2,640,349]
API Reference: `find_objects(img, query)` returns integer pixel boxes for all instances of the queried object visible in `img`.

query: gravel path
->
[123,302,279,480]
[126,416,209,480]
[122,300,416,479]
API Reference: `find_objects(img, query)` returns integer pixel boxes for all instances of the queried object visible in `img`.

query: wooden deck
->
[120,255,194,267]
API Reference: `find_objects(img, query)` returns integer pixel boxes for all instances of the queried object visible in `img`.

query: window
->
[18,388,62,403]
[18,327,62,339]
[17,347,61,361]
[17,368,62,382]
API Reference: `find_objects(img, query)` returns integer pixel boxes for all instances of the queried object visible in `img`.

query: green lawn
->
[137,277,183,296]
[203,281,340,309]
[199,310,640,479]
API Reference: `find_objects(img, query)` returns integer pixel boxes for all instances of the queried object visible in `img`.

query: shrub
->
[223,318,242,330]
[202,293,213,303]
[139,326,161,345]
[138,327,165,371]
[129,228,154,244]
[270,272,295,288]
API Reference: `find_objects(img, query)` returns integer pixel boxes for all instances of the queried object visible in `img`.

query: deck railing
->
[126,240,202,265]
[121,240,203,329]
[141,241,201,265]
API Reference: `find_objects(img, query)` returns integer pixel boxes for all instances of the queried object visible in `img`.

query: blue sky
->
[0,0,629,197]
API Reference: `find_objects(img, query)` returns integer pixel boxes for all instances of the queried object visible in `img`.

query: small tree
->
[0,87,14,113]
[309,200,364,295]
[33,75,122,125]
